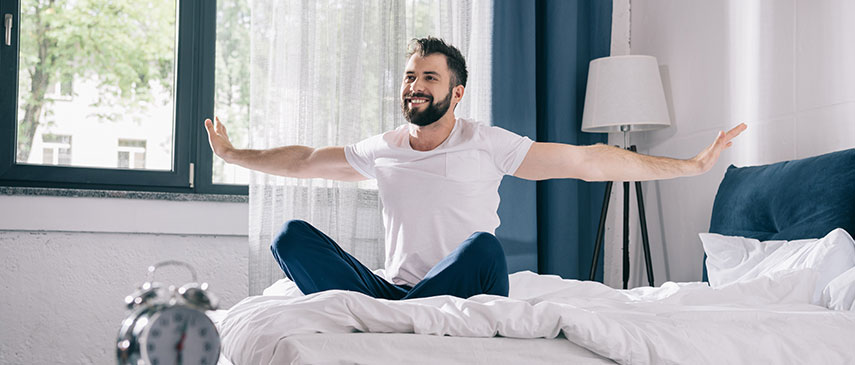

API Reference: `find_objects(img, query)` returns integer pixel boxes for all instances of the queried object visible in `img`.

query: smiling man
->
[205,37,746,300]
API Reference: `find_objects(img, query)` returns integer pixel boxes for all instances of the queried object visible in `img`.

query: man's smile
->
[405,96,431,108]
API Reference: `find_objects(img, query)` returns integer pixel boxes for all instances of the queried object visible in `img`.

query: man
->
[205,37,746,300]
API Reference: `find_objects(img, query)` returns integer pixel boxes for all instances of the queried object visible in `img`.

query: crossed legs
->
[270,220,509,300]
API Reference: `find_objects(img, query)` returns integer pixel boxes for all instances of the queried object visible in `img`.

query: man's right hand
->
[204,116,235,162]
[202,116,367,181]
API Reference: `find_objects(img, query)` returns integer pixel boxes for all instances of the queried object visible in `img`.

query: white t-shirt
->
[344,118,534,286]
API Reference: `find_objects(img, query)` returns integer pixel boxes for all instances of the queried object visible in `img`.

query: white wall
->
[0,195,249,364]
[604,0,855,288]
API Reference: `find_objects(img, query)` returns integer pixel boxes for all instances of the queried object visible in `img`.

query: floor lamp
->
[581,55,671,289]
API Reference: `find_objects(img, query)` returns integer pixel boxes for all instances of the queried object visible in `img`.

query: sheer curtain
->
[248,0,493,295]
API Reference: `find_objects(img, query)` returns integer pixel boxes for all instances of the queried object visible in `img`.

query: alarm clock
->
[117,260,221,365]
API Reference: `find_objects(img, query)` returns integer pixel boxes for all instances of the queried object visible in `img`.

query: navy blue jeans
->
[270,220,509,300]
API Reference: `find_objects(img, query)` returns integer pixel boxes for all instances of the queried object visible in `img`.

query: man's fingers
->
[724,123,747,141]
[715,130,726,147]
[696,123,745,173]
[214,116,229,135]
[712,123,747,150]
[204,119,217,137]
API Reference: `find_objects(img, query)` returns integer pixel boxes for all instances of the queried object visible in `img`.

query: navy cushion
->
[703,148,855,280]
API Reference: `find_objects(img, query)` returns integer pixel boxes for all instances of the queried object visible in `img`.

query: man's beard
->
[401,90,452,127]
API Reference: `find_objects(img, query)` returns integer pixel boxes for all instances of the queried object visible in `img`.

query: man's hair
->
[407,37,468,88]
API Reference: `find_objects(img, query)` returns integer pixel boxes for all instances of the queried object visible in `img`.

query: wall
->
[0,194,249,364]
[604,0,855,287]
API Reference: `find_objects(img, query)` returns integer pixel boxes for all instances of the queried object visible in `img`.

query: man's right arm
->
[204,117,368,182]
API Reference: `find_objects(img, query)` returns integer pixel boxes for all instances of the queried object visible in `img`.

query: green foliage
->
[16,0,176,161]
[212,0,251,183]
[214,0,250,128]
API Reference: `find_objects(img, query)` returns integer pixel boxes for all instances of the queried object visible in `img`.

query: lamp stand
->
[588,144,655,289]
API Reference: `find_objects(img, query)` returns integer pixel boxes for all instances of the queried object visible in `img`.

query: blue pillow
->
[703,148,855,280]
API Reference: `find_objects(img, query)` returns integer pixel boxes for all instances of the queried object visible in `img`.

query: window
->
[44,75,73,100]
[40,134,72,166]
[0,1,249,194]
[117,139,147,169]
[213,0,251,185]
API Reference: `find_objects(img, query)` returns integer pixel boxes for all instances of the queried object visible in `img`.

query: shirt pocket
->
[445,150,482,181]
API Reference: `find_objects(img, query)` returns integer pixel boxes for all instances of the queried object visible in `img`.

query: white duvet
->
[219,270,855,365]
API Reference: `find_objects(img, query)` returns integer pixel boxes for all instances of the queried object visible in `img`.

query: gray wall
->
[0,195,249,364]
[604,0,855,287]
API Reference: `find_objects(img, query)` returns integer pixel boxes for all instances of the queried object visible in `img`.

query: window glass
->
[213,0,251,184]
[16,0,177,171]
[40,134,72,165]
[117,139,147,169]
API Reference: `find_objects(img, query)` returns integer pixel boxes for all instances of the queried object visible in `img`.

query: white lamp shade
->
[581,55,671,133]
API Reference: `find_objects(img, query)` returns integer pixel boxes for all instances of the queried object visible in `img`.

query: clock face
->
[139,306,220,365]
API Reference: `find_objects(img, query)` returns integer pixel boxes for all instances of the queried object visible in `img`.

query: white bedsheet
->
[211,308,611,364]
[219,270,855,364]
[251,332,613,364]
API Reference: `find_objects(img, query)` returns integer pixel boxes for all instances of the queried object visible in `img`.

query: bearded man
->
[205,37,746,300]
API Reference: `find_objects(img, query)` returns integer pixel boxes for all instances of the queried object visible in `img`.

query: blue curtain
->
[493,0,612,281]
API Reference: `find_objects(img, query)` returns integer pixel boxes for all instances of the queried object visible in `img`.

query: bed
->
[216,148,855,364]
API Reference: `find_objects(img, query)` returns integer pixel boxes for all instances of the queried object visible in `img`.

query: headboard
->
[703,148,855,280]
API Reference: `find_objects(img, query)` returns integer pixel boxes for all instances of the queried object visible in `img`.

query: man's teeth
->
[410,99,427,104]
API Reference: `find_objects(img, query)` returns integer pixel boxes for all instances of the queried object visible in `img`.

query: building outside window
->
[40,134,72,166]
[117,139,147,169]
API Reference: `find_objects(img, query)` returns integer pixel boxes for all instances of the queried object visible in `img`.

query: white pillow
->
[262,277,303,297]
[700,228,855,305]
[261,268,389,297]
[821,266,855,311]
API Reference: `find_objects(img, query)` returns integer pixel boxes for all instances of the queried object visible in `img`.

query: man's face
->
[400,53,457,127]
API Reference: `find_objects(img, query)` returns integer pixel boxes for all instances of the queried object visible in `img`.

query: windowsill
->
[0,186,248,203]
[0,187,249,236]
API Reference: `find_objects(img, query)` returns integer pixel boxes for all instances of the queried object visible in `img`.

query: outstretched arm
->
[513,123,747,182]
[204,117,368,182]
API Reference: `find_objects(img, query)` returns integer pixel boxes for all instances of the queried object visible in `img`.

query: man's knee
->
[462,232,509,297]
[270,219,313,257]
[461,232,506,260]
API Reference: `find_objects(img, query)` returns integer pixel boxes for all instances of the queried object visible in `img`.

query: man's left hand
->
[692,123,748,174]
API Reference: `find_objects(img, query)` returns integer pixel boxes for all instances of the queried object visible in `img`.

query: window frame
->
[0,0,247,195]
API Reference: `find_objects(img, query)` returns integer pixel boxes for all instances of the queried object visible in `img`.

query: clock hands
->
[176,319,188,365]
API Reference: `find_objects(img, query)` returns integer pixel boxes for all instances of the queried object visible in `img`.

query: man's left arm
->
[513,123,747,182]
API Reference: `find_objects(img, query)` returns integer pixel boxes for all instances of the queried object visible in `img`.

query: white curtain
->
[248,0,493,295]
